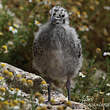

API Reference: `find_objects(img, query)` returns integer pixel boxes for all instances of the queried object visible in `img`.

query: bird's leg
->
[66,76,71,100]
[48,82,51,102]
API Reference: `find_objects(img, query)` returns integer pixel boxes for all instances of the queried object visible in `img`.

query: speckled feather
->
[33,22,83,80]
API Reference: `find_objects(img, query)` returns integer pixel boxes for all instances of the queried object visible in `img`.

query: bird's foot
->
[44,100,51,105]
[44,100,65,105]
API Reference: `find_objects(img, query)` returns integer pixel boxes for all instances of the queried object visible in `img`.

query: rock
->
[0,62,45,93]
[42,91,90,110]
[0,62,90,110]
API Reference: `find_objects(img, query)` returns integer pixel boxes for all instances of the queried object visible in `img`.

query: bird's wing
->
[33,25,66,56]
[33,30,49,56]
[52,26,83,74]
[54,26,82,59]
[73,39,82,58]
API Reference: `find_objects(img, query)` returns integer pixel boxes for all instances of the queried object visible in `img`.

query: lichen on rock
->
[0,62,90,110]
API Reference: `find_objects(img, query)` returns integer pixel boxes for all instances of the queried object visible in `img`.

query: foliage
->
[0,0,110,109]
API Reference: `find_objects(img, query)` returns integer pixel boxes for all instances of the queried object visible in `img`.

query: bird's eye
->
[53,13,56,16]
[62,15,65,17]
[54,9,58,12]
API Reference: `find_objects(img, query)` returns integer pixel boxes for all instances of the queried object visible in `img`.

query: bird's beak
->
[51,16,61,24]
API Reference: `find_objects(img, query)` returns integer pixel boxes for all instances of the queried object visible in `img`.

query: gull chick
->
[33,6,83,101]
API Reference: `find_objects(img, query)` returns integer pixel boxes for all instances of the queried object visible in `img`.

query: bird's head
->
[49,6,69,25]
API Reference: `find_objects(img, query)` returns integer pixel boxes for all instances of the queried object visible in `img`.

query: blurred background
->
[0,0,110,109]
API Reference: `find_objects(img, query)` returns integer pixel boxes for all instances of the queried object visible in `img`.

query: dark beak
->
[51,16,61,24]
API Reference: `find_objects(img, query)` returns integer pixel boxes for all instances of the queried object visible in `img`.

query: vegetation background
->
[0,0,110,109]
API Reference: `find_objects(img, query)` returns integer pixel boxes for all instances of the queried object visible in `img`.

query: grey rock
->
[0,62,89,110]
[0,62,44,93]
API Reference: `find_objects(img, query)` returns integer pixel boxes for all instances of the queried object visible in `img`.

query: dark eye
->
[54,9,58,12]
[53,13,56,16]
[62,15,65,17]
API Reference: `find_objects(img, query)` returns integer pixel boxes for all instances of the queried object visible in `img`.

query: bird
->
[33,6,83,102]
